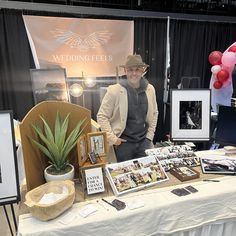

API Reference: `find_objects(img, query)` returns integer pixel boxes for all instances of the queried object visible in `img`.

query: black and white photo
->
[179,101,202,129]
[200,156,236,174]
[170,89,211,141]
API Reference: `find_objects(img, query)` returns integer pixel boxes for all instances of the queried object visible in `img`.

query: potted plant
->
[30,112,85,182]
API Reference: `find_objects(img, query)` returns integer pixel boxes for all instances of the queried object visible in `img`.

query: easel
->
[0,110,21,236]
[2,202,18,236]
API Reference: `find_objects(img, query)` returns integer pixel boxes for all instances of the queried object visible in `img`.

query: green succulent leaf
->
[31,139,55,163]
[40,116,55,145]
[30,112,86,171]
[54,111,61,146]
[57,113,70,152]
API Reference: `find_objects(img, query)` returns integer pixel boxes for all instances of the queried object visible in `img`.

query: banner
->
[23,16,134,77]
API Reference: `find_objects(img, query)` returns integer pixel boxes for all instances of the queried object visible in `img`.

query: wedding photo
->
[106,155,169,195]
[87,132,107,156]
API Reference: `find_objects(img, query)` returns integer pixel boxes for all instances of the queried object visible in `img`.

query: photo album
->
[200,155,236,174]
[105,155,169,196]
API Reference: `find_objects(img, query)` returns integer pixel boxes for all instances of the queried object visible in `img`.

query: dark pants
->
[114,138,151,162]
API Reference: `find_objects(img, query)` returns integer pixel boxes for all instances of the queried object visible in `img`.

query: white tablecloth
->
[17,149,236,236]
[18,174,236,236]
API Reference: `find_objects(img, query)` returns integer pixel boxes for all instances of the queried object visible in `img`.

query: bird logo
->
[51,29,112,51]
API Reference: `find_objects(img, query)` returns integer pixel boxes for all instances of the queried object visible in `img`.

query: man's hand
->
[114,138,127,146]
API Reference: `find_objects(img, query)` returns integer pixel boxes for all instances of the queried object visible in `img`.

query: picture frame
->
[77,134,88,166]
[200,155,236,174]
[87,132,107,157]
[105,155,169,196]
[170,166,200,182]
[0,111,20,205]
[170,89,211,141]
[30,68,70,104]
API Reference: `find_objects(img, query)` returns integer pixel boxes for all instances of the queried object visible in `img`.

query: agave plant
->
[31,112,85,173]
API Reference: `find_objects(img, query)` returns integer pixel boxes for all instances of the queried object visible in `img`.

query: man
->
[97,55,158,162]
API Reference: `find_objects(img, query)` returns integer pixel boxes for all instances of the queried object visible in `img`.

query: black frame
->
[30,68,70,104]
[170,89,211,141]
[0,111,20,205]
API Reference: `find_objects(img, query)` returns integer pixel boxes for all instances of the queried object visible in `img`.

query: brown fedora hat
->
[120,55,149,68]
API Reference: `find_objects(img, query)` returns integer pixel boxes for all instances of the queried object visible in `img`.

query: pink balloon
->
[221,51,236,67]
[211,65,221,74]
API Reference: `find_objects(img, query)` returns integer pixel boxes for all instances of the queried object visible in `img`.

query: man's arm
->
[146,85,158,141]
[97,86,119,145]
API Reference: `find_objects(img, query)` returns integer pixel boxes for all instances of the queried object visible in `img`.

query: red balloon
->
[208,51,222,65]
[216,69,229,83]
[228,45,236,53]
[213,80,223,89]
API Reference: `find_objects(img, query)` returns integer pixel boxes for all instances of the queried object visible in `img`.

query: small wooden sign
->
[85,167,105,195]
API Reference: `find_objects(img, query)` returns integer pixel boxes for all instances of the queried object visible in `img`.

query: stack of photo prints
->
[105,155,169,196]
[145,145,200,171]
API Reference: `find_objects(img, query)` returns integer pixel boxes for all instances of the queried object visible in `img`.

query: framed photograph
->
[105,155,169,196]
[200,155,236,174]
[87,132,107,157]
[170,89,211,141]
[77,134,88,166]
[0,111,20,205]
[170,166,200,182]
[30,68,70,104]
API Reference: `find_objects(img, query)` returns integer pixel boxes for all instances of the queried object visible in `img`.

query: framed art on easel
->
[0,111,20,205]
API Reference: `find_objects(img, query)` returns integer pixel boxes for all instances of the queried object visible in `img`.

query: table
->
[18,149,236,236]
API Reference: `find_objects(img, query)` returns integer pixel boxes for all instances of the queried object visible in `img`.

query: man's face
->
[125,66,144,86]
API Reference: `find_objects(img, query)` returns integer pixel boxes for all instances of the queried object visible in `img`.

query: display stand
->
[80,157,107,199]
[2,204,18,236]
[0,111,20,236]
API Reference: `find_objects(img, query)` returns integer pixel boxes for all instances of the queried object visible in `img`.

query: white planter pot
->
[44,164,75,182]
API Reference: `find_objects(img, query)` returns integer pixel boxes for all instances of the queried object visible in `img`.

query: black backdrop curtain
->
[134,18,167,142]
[0,9,35,120]
[0,9,167,143]
[2,8,236,142]
[163,19,236,137]
[169,19,236,89]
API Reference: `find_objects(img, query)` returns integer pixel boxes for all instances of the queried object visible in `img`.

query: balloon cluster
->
[209,45,236,89]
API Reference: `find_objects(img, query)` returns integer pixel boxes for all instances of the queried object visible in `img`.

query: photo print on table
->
[105,155,169,196]
[200,156,236,174]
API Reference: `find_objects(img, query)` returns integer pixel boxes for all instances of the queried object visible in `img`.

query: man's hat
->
[120,55,149,68]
